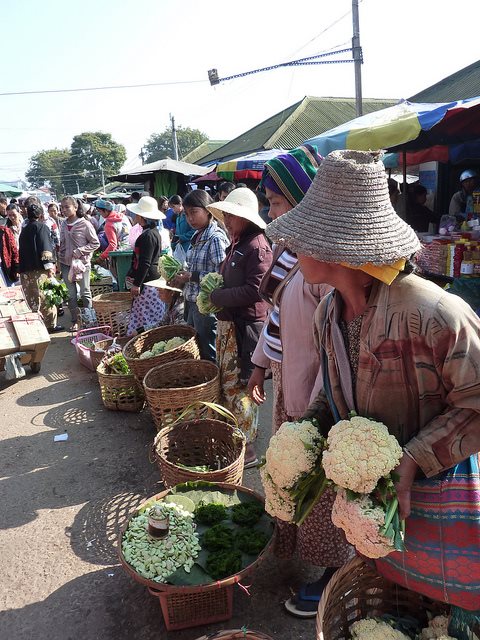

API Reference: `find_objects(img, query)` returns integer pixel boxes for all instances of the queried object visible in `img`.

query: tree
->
[63,131,127,193]
[143,126,208,163]
[26,149,71,197]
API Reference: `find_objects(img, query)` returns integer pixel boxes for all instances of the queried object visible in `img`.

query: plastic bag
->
[68,259,86,283]
[172,243,187,268]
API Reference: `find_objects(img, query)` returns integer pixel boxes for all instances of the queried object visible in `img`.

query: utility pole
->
[139,147,146,165]
[352,0,363,116]
[99,163,106,193]
[170,114,179,160]
[75,180,80,194]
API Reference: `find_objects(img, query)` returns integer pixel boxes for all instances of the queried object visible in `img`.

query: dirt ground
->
[0,332,321,640]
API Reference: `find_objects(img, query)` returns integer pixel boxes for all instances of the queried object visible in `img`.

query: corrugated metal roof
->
[409,60,480,103]
[197,96,397,164]
[182,140,228,164]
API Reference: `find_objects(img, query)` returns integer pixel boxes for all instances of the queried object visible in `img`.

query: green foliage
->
[201,524,234,551]
[206,549,242,580]
[63,131,126,193]
[26,148,71,196]
[230,501,263,526]
[194,503,228,525]
[143,126,208,163]
[235,528,270,555]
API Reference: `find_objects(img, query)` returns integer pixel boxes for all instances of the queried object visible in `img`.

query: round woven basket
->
[123,324,199,382]
[118,483,275,631]
[92,291,132,336]
[194,631,274,640]
[316,557,447,640]
[143,359,219,430]
[90,336,130,371]
[96,362,145,412]
[153,417,246,487]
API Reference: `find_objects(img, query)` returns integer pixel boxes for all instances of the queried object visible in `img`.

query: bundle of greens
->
[201,523,234,551]
[194,503,228,526]
[159,255,182,281]
[40,279,69,308]
[102,353,131,375]
[235,528,270,555]
[231,501,263,526]
[206,549,242,581]
[196,272,224,315]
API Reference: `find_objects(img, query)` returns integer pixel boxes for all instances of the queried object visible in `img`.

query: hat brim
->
[143,277,182,292]
[126,202,165,220]
[207,201,266,230]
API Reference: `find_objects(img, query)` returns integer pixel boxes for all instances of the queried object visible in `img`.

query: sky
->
[1,0,479,184]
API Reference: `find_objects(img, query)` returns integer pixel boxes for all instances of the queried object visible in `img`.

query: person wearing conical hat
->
[267,149,480,606]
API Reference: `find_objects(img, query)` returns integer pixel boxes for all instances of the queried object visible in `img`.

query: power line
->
[0,78,205,98]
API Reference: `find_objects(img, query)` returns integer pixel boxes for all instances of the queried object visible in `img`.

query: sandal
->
[244,457,259,469]
[284,569,337,618]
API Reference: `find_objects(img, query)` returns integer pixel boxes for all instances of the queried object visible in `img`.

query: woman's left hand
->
[394,452,419,520]
[130,285,141,297]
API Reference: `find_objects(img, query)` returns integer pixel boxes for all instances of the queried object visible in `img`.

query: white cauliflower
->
[260,467,295,522]
[421,616,456,639]
[331,488,394,558]
[322,415,402,493]
[264,420,323,489]
[164,337,186,351]
[350,618,410,639]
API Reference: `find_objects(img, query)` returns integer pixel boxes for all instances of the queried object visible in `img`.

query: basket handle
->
[170,401,238,428]
[75,325,111,343]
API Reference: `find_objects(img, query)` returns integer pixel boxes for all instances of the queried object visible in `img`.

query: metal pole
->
[170,114,179,160]
[352,0,363,116]
[100,164,106,193]
[76,180,80,194]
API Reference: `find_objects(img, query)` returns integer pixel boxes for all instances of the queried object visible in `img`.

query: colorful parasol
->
[216,149,285,181]
[304,97,480,161]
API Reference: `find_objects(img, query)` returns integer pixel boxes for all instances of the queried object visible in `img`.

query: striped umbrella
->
[304,97,480,160]
[216,149,285,181]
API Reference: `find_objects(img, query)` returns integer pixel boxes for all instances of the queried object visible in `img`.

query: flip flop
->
[284,597,318,618]
[244,457,259,469]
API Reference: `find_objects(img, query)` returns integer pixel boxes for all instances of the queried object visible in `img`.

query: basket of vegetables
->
[118,481,275,631]
[316,556,449,640]
[143,360,220,430]
[92,291,132,337]
[123,324,200,382]
[153,407,245,486]
[96,352,145,412]
[71,325,111,370]
[90,267,113,297]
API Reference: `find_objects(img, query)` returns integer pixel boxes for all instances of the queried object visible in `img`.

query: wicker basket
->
[92,291,132,336]
[118,483,275,631]
[96,362,145,412]
[153,417,245,487]
[316,557,447,640]
[71,326,111,371]
[123,324,200,382]
[194,632,274,640]
[143,360,220,430]
[90,281,114,297]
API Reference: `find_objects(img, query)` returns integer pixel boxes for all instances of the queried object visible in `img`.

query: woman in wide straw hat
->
[125,196,166,335]
[248,146,353,617]
[142,276,184,326]
[207,188,273,467]
[267,149,480,607]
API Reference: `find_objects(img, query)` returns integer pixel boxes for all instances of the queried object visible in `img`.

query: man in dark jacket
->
[19,203,63,332]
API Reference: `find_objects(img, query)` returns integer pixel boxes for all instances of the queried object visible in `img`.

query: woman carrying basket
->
[267,149,480,611]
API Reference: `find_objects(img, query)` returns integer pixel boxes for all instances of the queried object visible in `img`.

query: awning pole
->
[401,150,408,219]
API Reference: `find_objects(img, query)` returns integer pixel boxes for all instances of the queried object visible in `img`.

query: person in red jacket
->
[206,188,273,467]
[94,199,131,262]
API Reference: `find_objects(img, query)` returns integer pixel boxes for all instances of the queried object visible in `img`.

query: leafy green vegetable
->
[159,255,182,281]
[103,353,131,375]
[195,503,228,526]
[231,501,263,526]
[196,273,224,315]
[139,337,186,359]
[235,528,270,555]
[206,549,242,580]
[201,523,234,550]
[40,279,69,308]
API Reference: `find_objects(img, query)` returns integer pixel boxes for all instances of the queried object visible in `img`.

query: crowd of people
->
[1,153,479,619]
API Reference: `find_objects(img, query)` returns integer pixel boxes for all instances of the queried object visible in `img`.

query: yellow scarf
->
[340,258,406,286]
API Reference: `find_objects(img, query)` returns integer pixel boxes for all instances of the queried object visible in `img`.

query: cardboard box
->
[11,313,50,349]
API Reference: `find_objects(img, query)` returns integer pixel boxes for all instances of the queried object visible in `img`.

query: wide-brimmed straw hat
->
[266,149,421,266]
[143,276,182,292]
[126,196,165,221]
[207,188,267,230]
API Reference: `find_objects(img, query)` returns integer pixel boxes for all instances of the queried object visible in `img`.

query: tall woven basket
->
[316,557,447,640]
[118,483,275,631]
[96,362,145,412]
[123,324,199,382]
[92,291,132,336]
[194,631,274,640]
[143,359,220,430]
[153,417,246,487]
